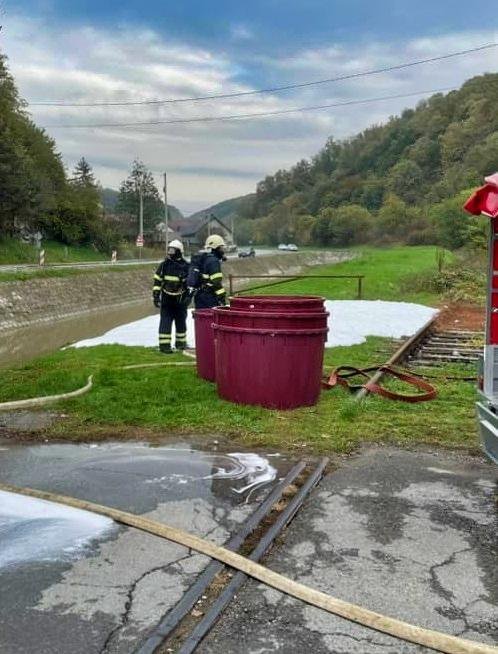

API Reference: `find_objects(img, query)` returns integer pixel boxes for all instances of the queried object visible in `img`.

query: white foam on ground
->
[0,490,114,569]
[143,451,277,499]
[207,452,277,495]
[71,301,438,349]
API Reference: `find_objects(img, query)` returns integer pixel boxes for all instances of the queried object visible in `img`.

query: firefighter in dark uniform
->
[191,234,227,309]
[153,239,189,353]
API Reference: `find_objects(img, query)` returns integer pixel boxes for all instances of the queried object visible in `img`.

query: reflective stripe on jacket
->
[153,257,189,297]
[202,253,226,301]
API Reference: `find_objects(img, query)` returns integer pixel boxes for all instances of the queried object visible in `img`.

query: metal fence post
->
[229,274,234,296]
[357,276,363,299]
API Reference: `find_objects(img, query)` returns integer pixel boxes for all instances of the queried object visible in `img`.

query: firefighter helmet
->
[205,234,226,250]
[168,239,184,254]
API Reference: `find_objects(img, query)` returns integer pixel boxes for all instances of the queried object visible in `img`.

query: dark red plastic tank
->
[214,306,329,331]
[193,309,216,382]
[214,324,328,409]
[229,295,325,313]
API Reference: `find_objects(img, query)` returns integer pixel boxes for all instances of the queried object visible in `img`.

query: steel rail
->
[355,315,439,401]
[134,461,307,654]
[177,457,329,654]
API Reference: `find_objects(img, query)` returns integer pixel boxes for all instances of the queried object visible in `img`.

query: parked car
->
[238,248,256,258]
[287,243,298,251]
[278,243,289,251]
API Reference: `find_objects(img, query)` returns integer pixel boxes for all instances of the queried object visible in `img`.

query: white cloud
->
[2,13,497,214]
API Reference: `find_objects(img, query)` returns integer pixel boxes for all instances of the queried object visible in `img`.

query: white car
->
[278,243,289,251]
[287,243,298,251]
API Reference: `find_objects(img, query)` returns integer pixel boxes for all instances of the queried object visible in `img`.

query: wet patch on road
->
[0,441,292,654]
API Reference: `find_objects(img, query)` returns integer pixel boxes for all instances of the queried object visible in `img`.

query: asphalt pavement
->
[0,440,291,654]
[1,443,496,654]
[200,447,498,653]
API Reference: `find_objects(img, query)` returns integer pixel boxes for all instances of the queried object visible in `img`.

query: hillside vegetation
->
[228,74,498,249]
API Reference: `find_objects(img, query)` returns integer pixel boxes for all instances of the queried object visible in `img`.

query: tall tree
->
[72,157,96,187]
[116,159,163,238]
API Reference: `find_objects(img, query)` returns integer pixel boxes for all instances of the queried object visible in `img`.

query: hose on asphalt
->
[0,482,495,654]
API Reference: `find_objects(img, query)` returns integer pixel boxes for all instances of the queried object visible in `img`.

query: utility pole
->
[163,172,168,254]
[138,184,144,260]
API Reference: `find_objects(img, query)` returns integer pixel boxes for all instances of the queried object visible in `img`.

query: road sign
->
[136,235,144,247]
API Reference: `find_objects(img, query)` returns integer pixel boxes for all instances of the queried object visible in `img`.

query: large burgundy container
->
[230,295,325,313]
[214,324,328,409]
[214,306,329,331]
[193,309,215,382]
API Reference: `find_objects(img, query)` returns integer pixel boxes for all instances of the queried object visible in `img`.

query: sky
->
[1,1,498,215]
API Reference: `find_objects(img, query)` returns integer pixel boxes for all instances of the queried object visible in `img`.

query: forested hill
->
[233,74,498,247]
[187,194,255,223]
[101,187,184,223]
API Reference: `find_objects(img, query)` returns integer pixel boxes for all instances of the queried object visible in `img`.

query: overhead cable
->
[29,42,497,107]
[44,86,457,129]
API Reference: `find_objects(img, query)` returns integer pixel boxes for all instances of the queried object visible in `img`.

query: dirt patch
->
[436,302,485,332]
[0,410,61,432]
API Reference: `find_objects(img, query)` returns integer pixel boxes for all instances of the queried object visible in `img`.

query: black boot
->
[159,344,173,354]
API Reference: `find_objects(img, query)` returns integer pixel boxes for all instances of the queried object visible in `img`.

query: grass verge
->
[243,245,453,305]
[0,340,478,454]
[0,263,156,283]
[0,245,479,454]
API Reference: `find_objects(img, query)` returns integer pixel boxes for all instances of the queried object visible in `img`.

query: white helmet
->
[168,239,184,254]
[205,234,226,250]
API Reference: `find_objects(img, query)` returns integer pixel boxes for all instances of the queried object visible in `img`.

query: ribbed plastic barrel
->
[193,309,216,382]
[214,324,328,409]
[214,306,329,331]
[230,295,325,313]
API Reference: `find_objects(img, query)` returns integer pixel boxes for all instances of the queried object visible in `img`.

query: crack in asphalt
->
[99,553,192,654]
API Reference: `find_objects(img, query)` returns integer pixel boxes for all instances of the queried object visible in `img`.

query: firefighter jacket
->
[200,252,227,304]
[153,257,189,301]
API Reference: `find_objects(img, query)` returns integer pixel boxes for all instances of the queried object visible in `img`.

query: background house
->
[170,214,234,252]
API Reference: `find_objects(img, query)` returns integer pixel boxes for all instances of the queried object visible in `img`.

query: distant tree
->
[373,194,430,244]
[429,190,476,250]
[72,157,96,187]
[116,159,163,237]
[314,205,371,246]
[386,160,424,204]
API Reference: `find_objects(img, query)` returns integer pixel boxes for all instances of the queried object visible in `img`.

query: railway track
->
[409,329,483,367]
[136,459,328,654]
[356,318,481,401]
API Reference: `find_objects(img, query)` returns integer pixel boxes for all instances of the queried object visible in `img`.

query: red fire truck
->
[464,172,498,464]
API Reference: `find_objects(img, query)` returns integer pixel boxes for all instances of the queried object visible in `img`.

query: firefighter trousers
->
[159,299,188,349]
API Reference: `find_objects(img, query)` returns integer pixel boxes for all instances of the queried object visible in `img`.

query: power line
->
[29,42,497,108]
[44,86,457,129]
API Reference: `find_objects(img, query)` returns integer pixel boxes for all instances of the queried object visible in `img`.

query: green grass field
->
[0,237,166,270]
[0,238,108,265]
[0,245,479,453]
[245,246,453,305]
[0,341,477,453]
